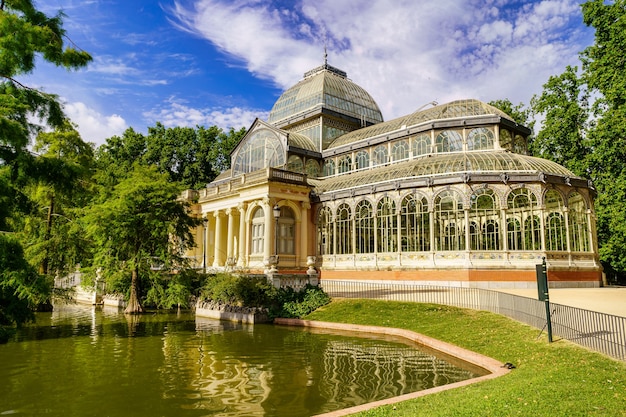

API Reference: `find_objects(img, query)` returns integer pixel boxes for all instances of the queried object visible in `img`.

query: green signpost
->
[536,257,553,342]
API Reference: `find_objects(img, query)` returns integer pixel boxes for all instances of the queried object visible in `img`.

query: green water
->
[0,303,481,416]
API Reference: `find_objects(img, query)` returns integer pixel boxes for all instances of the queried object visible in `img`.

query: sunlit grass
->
[305,299,626,416]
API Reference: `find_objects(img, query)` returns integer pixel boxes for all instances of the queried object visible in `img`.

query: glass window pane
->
[435,190,465,251]
[377,197,397,253]
[355,200,374,253]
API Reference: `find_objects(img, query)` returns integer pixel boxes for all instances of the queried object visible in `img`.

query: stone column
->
[429,208,435,252]
[396,209,402,254]
[206,213,215,267]
[586,209,595,254]
[237,203,247,267]
[464,208,470,251]
[213,210,225,267]
[373,205,378,260]
[563,207,571,253]
[299,202,310,268]
[539,205,547,252]
[226,208,236,265]
[563,206,573,267]
[203,214,210,271]
[263,198,273,265]
[501,207,508,252]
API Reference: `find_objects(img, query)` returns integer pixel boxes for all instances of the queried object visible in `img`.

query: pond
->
[0,303,483,416]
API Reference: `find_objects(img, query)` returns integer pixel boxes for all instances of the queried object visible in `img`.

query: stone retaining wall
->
[195,300,270,324]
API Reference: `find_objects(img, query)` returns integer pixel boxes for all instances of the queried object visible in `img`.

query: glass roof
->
[309,151,576,194]
[328,99,516,149]
[268,63,384,126]
[287,131,317,152]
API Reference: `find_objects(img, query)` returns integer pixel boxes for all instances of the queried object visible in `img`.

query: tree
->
[0,0,91,160]
[488,99,535,130]
[0,1,91,332]
[97,124,246,190]
[581,0,626,109]
[93,127,147,189]
[18,122,95,276]
[144,123,215,189]
[0,234,49,342]
[84,164,199,314]
[527,0,626,282]
[144,123,246,189]
[203,126,246,176]
[530,66,590,177]
[580,0,626,282]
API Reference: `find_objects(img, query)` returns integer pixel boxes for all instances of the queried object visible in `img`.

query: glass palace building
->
[182,62,602,288]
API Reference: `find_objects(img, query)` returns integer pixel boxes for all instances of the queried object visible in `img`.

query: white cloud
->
[89,56,141,76]
[143,101,266,131]
[64,102,128,146]
[170,0,592,121]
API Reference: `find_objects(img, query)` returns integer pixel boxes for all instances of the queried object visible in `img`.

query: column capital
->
[301,201,311,210]
[213,210,225,218]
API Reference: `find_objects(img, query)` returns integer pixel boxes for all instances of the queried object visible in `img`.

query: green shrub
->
[199,275,330,319]
[279,285,331,318]
[200,274,272,307]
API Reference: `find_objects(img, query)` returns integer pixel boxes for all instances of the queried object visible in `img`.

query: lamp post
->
[273,204,281,269]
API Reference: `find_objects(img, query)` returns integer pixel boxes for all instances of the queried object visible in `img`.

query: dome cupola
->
[268,60,383,151]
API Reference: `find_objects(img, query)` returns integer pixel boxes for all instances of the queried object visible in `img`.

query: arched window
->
[355,200,374,254]
[286,155,303,173]
[524,216,541,250]
[435,130,462,153]
[412,134,431,157]
[277,206,295,255]
[568,192,590,252]
[338,155,352,174]
[305,159,320,178]
[545,190,566,251]
[470,189,500,250]
[373,145,388,166]
[336,204,352,254]
[469,221,479,250]
[391,140,409,162]
[250,208,265,255]
[467,128,494,150]
[318,206,334,255]
[355,150,370,170]
[377,197,397,253]
[435,190,465,251]
[506,188,540,251]
[401,195,430,252]
[232,129,285,176]
[483,220,500,250]
[323,159,335,176]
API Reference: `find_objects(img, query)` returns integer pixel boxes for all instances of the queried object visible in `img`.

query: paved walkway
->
[496,287,626,317]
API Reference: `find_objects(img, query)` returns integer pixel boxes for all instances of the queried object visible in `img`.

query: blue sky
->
[28,0,595,146]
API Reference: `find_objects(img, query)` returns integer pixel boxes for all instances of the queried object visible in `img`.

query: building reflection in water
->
[157,316,480,417]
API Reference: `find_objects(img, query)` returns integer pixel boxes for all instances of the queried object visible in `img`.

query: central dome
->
[268,63,383,127]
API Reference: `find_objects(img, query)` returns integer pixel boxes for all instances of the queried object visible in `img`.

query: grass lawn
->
[304,299,626,417]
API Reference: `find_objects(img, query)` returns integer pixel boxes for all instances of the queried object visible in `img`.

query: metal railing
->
[319,280,626,361]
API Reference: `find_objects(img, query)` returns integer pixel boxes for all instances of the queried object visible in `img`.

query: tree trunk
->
[124,266,144,314]
[40,195,54,275]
